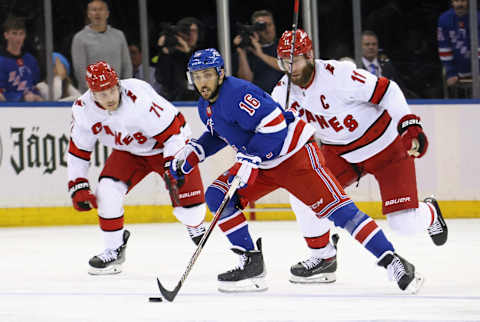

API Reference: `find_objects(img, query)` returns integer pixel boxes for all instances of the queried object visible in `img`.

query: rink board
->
[0,200,479,227]
[0,101,479,226]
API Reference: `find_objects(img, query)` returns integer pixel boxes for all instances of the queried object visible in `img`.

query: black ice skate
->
[186,223,206,245]
[289,233,339,284]
[290,256,337,283]
[217,238,267,292]
[377,251,424,294]
[424,197,448,246]
[88,230,130,275]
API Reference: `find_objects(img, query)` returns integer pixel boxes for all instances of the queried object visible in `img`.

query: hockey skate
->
[88,230,130,275]
[186,223,206,245]
[290,256,336,283]
[377,251,425,294]
[289,233,339,284]
[217,238,267,292]
[424,197,448,246]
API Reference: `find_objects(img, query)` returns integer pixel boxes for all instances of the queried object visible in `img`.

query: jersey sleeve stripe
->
[286,120,307,153]
[68,139,92,161]
[256,108,283,131]
[438,48,453,61]
[264,113,285,127]
[438,47,452,53]
[368,77,390,105]
[257,113,287,134]
[152,112,186,149]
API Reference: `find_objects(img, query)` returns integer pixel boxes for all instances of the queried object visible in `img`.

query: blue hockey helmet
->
[187,48,224,85]
[187,48,224,74]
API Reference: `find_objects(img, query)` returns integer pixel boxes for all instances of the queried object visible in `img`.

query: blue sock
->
[329,203,394,258]
[224,223,254,251]
[205,184,255,251]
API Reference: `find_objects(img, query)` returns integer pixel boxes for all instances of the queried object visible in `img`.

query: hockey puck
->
[149,297,163,302]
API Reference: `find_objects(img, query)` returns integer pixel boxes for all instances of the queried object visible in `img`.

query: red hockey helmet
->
[85,61,119,92]
[277,29,313,59]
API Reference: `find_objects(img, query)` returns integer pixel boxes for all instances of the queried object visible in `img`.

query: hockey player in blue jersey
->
[437,0,480,87]
[169,48,424,294]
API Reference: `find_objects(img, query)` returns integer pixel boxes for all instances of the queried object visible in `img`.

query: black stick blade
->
[157,278,181,302]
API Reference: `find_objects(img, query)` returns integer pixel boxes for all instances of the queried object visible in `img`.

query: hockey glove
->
[163,157,184,205]
[169,139,205,180]
[397,114,429,158]
[229,152,262,188]
[68,178,98,211]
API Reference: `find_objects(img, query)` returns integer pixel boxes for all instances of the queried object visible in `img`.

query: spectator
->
[0,15,43,102]
[37,52,81,101]
[153,17,203,101]
[128,43,163,94]
[71,0,132,92]
[437,0,479,96]
[361,30,417,98]
[232,9,283,93]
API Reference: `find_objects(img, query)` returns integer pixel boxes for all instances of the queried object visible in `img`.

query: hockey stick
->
[156,175,242,302]
[284,0,300,110]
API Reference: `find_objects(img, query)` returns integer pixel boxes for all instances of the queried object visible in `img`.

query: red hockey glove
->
[68,178,98,211]
[397,114,429,158]
[163,157,185,205]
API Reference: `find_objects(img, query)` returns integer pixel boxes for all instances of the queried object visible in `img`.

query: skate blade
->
[88,264,122,275]
[405,273,425,294]
[289,272,336,284]
[218,276,268,293]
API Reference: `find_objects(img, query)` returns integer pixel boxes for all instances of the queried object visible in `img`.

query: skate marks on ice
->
[0,220,479,321]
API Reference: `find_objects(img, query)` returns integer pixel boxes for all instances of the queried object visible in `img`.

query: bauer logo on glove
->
[68,177,98,211]
[397,114,429,158]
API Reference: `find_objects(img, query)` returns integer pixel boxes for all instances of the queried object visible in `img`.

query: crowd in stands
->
[0,0,476,102]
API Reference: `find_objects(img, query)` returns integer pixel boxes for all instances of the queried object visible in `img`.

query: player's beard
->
[197,80,222,102]
[292,61,314,88]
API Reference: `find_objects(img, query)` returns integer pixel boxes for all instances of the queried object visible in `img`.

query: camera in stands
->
[236,21,267,49]
[159,22,191,51]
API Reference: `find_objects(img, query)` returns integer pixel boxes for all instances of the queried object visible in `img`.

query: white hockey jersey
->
[68,78,190,180]
[271,59,411,163]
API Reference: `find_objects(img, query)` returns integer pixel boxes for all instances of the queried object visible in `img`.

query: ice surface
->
[1,219,479,321]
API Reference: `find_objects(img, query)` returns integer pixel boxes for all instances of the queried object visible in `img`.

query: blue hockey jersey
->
[437,8,480,78]
[0,50,41,101]
[195,76,314,169]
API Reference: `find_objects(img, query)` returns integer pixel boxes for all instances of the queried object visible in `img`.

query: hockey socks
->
[329,203,394,258]
[304,231,337,259]
[206,181,254,251]
[218,210,254,251]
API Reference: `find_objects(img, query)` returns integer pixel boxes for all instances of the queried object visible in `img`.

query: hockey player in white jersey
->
[271,30,448,284]
[67,61,207,275]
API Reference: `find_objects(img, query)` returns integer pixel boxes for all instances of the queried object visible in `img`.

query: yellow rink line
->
[0,201,479,227]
